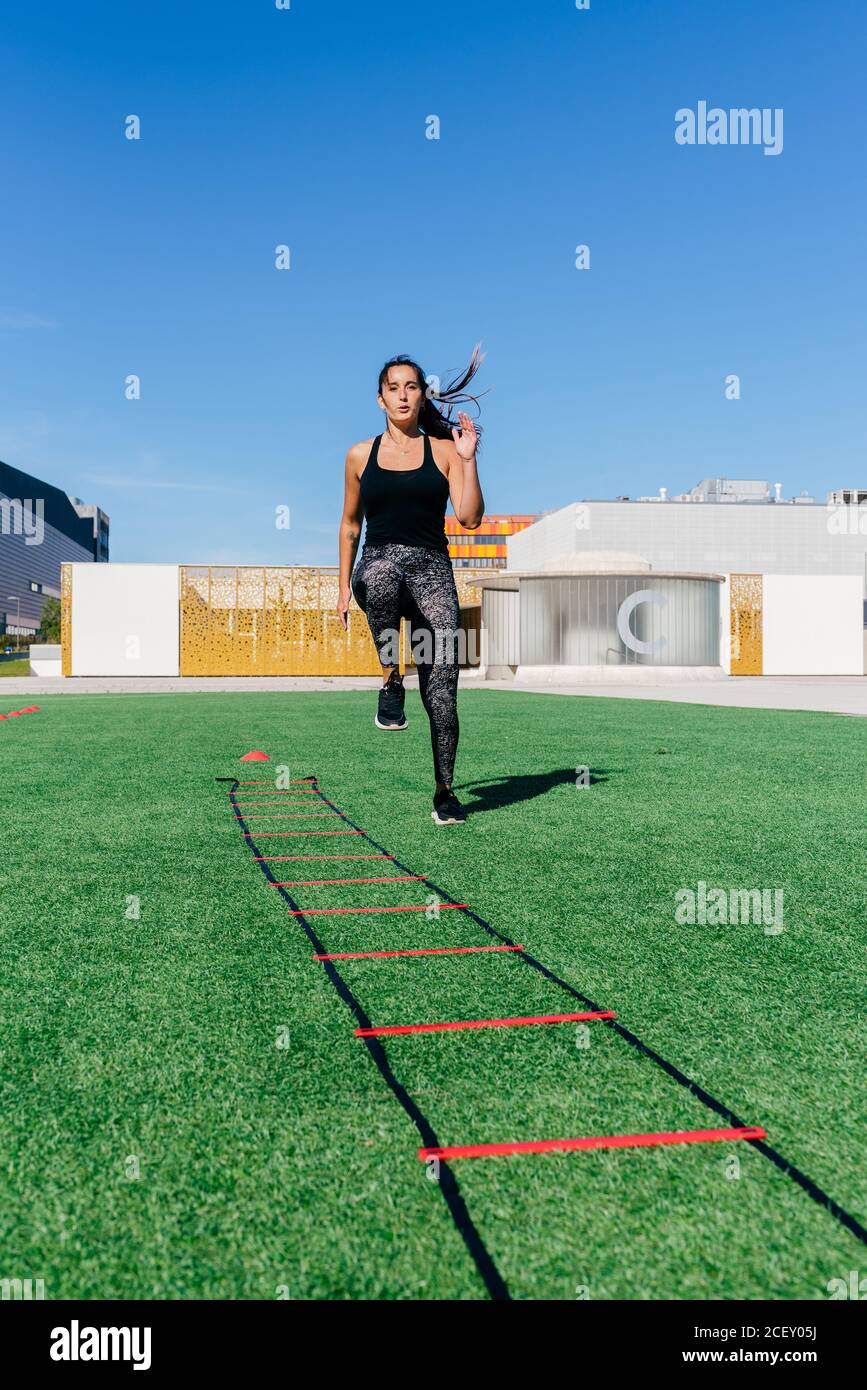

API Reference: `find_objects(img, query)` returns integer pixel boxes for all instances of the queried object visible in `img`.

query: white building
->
[464,481,866,681]
[508,481,867,586]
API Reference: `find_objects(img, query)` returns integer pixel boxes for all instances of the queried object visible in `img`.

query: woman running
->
[337,348,486,826]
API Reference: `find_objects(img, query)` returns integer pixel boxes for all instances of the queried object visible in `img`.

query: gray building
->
[509,480,867,589]
[0,460,109,640]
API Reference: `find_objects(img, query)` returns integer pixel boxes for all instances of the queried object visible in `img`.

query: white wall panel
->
[719,574,731,674]
[71,564,179,675]
[762,575,863,675]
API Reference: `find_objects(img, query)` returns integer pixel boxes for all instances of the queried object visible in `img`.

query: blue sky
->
[1,0,864,563]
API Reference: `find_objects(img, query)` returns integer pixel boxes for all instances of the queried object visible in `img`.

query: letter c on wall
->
[616,589,668,656]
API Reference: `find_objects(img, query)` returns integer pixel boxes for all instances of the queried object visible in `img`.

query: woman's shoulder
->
[345,437,378,475]
[347,435,377,456]
[428,433,458,470]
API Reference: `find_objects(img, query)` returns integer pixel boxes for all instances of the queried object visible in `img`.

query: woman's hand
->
[337,584,352,631]
[452,410,478,460]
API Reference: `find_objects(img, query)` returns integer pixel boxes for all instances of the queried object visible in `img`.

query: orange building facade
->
[444,514,537,568]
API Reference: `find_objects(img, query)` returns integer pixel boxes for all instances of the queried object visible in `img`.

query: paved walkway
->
[511,676,867,718]
[1,672,865,716]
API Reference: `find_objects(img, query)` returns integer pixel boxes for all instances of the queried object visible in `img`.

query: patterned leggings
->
[351,542,461,785]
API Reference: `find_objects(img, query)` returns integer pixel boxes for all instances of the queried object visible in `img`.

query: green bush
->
[37,596,61,643]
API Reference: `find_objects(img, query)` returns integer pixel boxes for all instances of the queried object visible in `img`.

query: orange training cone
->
[240,750,270,762]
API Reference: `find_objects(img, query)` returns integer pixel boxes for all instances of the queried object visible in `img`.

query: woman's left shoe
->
[431,789,466,826]
[375,670,408,730]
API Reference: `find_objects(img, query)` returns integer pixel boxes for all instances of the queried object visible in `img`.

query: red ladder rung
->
[244,830,365,837]
[272,875,428,887]
[288,902,468,916]
[356,1010,614,1037]
[254,854,393,862]
[314,945,525,961]
[418,1126,767,1162]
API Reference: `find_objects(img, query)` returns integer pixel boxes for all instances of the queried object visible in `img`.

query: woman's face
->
[378,365,423,426]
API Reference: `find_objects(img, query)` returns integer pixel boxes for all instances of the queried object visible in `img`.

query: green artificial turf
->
[1,688,865,1300]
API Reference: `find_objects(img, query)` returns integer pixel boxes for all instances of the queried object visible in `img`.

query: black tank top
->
[359,433,450,553]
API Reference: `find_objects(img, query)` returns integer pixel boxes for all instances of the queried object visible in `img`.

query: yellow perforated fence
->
[61,563,72,677]
[179,566,482,677]
[730,573,763,676]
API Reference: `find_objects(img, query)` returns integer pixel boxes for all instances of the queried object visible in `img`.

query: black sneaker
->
[375,669,407,730]
[431,789,466,826]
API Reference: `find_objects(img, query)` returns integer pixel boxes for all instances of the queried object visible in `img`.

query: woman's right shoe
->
[431,790,466,826]
[375,670,408,730]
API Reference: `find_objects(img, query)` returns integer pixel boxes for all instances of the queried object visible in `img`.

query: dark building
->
[0,460,109,640]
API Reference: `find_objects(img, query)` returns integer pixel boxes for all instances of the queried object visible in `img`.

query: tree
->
[37,596,61,643]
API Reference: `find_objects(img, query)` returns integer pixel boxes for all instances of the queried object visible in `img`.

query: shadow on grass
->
[456,767,619,815]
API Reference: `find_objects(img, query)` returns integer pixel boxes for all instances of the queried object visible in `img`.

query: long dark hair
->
[378,343,487,446]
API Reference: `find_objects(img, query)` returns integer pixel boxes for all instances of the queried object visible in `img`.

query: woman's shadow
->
[454,768,617,815]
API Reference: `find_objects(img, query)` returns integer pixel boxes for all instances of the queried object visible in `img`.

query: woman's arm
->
[443,411,484,528]
[337,444,366,629]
